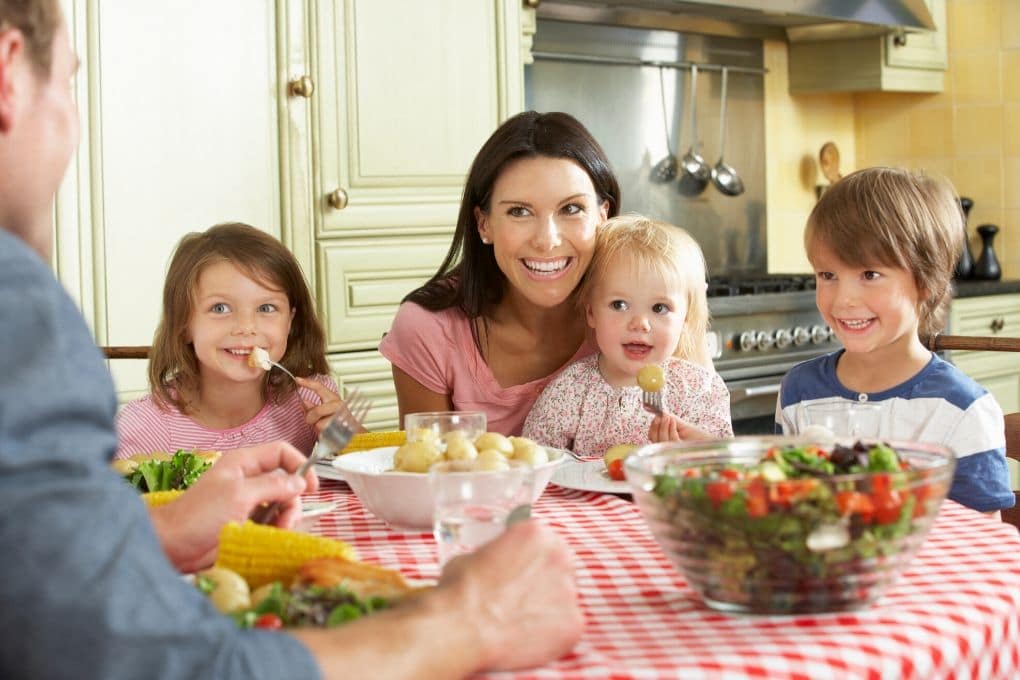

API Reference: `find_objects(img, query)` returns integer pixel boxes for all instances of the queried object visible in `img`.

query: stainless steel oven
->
[707,275,839,434]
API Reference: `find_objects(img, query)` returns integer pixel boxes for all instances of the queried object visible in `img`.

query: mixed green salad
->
[123,450,213,492]
[196,578,392,630]
[649,442,948,612]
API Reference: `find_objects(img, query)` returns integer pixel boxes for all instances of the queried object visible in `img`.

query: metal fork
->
[641,389,665,416]
[250,388,371,524]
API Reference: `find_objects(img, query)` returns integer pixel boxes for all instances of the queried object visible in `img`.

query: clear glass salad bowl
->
[624,436,955,615]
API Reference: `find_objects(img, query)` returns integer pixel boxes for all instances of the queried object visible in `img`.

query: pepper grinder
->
[972,224,1001,281]
[954,197,974,279]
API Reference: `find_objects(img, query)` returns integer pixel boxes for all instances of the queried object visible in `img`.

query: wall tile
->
[953,156,1003,208]
[1005,156,1020,208]
[856,107,912,162]
[948,0,1002,52]
[1004,50,1020,101]
[910,106,954,156]
[951,50,1001,102]
[1002,209,1020,275]
[1006,104,1020,154]
[1004,0,1020,49]
[955,104,1005,155]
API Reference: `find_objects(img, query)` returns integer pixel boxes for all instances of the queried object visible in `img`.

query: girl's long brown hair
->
[148,222,328,412]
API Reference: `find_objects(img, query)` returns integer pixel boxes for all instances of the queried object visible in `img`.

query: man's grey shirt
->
[0,231,320,679]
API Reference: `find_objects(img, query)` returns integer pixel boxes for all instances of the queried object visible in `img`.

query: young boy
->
[776,167,1013,515]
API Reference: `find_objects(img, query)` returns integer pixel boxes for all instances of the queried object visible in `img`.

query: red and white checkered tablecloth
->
[306,481,1020,679]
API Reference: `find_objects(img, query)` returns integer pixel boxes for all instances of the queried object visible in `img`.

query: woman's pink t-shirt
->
[378,302,594,435]
[113,374,337,459]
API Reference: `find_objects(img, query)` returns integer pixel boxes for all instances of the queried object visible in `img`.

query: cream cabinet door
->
[330,351,401,431]
[312,0,523,238]
[949,294,1020,413]
[55,1,298,401]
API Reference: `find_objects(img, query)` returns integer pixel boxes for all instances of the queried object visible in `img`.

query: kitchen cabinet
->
[53,0,528,429]
[949,293,1020,414]
[787,0,946,93]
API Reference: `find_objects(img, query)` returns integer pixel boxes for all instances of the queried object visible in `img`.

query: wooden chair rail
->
[924,334,1020,353]
[100,346,150,360]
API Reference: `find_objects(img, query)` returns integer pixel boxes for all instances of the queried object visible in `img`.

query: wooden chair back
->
[1003,413,1020,530]
[924,334,1020,353]
[101,346,150,360]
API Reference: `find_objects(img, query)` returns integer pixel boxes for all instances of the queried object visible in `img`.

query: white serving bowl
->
[332,446,567,531]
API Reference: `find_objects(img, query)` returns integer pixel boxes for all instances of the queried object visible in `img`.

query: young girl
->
[522,214,732,457]
[776,167,1013,515]
[115,222,359,459]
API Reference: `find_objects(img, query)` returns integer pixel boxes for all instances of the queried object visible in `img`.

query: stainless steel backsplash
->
[526,20,766,275]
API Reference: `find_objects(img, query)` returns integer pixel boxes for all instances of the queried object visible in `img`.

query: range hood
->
[536,0,936,41]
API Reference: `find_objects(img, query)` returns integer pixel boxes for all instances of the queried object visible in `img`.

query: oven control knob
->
[810,325,829,344]
[774,328,793,349]
[739,331,758,352]
[755,330,775,351]
[825,325,836,342]
[792,326,811,346]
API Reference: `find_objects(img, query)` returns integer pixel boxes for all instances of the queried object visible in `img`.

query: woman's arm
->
[392,365,454,425]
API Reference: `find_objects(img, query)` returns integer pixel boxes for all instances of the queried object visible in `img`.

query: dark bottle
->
[954,197,974,279]
[972,224,1001,281]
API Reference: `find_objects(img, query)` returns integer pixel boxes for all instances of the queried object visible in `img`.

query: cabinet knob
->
[524,0,541,7]
[327,188,349,211]
[288,75,315,98]
[991,317,1005,333]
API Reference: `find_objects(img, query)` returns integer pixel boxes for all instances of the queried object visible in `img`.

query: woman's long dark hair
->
[405,111,621,318]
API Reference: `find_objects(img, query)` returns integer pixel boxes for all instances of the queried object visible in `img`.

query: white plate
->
[302,501,337,518]
[551,459,631,494]
[314,460,345,482]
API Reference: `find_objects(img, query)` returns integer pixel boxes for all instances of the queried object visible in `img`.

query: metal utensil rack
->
[532,50,768,76]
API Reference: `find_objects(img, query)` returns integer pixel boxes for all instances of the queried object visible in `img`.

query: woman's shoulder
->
[382,301,469,349]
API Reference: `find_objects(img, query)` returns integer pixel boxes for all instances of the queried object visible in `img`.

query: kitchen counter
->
[952,279,1020,298]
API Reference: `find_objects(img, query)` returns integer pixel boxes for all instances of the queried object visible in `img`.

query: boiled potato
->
[637,364,665,392]
[476,449,511,471]
[197,566,251,613]
[509,436,548,466]
[443,432,479,462]
[474,432,513,456]
[408,426,440,445]
[603,443,638,481]
[393,441,442,473]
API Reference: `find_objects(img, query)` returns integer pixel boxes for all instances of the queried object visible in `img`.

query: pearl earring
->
[481,236,491,244]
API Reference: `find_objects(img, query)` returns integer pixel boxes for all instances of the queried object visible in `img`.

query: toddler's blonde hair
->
[578,214,710,367]
[805,167,963,337]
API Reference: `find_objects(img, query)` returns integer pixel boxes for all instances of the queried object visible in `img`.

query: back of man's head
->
[0,0,61,76]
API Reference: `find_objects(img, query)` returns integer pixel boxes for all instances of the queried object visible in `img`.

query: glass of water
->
[798,401,883,440]
[429,459,534,567]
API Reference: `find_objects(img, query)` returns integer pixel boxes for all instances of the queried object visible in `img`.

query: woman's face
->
[475,156,608,310]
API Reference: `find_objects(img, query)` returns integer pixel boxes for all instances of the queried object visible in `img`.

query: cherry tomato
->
[706,480,734,506]
[683,468,701,478]
[606,458,625,481]
[720,468,743,480]
[254,613,283,630]
[836,491,874,523]
[745,477,768,518]
[873,489,904,525]
[769,479,818,507]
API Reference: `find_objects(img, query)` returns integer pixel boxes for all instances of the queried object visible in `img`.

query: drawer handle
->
[288,75,315,98]
[991,317,1005,333]
[327,188,349,211]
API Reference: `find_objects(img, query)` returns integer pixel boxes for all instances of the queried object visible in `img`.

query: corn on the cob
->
[215,520,358,588]
[141,490,185,507]
[338,430,405,455]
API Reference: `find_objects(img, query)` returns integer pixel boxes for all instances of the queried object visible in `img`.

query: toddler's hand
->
[648,412,714,443]
[296,377,369,436]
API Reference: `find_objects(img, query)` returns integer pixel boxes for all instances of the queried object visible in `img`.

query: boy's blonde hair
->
[149,222,329,412]
[578,214,710,367]
[805,167,963,337]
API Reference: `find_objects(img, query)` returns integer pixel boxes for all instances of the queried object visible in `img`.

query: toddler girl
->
[115,222,360,459]
[523,214,732,457]
[776,167,1013,514]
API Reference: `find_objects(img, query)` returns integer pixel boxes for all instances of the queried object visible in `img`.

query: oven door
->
[726,375,783,435]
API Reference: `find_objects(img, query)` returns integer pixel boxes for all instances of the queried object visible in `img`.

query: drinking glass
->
[798,401,883,439]
[429,459,533,567]
[405,411,487,445]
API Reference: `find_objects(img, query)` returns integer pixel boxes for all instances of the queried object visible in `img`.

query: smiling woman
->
[379,111,621,435]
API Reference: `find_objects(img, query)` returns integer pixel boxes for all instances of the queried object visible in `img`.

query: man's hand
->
[150,441,319,572]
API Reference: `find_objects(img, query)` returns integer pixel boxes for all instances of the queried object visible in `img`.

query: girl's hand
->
[648,412,714,443]
[296,377,368,435]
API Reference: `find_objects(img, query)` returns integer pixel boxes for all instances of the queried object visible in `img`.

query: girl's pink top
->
[522,354,733,457]
[378,301,595,436]
[113,374,337,459]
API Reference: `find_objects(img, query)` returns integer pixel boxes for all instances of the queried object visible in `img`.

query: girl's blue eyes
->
[610,300,628,311]
[209,303,279,313]
[211,303,229,314]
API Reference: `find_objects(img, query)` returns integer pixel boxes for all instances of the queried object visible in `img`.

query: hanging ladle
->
[680,64,710,192]
[651,66,678,183]
[711,67,745,197]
